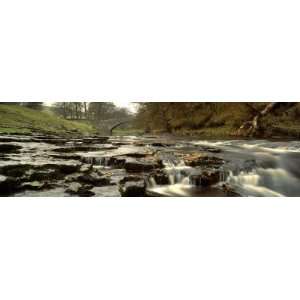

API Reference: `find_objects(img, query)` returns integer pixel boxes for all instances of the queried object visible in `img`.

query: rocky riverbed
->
[0,134,300,197]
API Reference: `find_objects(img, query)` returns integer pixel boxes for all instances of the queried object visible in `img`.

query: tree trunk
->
[236,103,280,137]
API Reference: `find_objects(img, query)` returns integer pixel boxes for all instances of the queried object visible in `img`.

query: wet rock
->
[199,146,222,153]
[82,137,109,144]
[243,159,257,172]
[112,142,131,146]
[119,175,144,184]
[0,144,22,153]
[49,162,81,174]
[119,176,146,197]
[222,184,241,197]
[151,142,173,147]
[183,154,224,168]
[82,156,109,166]
[21,181,47,190]
[0,162,81,178]
[92,185,121,197]
[65,173,82,182]
[149,170,170,185]
[0,164,32,177]
[65,182,95,196]
[0,175,18,195]
[78,172,111,186]
[53,145,117,153]
[107,157,126,168]
[79,164,93,173]
[24,169,62,181]
[0,137,31,143]
[124,158,158,173]
[104,169,126,185]
[189,170,221,187]
[125,153,150,158]
[49,154,82,160]
[133,142,146,147]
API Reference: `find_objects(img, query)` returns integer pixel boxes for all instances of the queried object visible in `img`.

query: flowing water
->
[1,135,300,197]
[146,139,300,197]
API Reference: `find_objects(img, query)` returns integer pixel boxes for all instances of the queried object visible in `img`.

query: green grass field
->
[0,104,96,135]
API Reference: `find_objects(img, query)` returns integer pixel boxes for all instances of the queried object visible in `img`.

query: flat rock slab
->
[52,145,118,153]
[65,182,95,197]
[124,158,159,173]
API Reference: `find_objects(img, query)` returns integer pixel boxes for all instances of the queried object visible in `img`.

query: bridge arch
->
[109,121,130,135]
[95,118,133,135]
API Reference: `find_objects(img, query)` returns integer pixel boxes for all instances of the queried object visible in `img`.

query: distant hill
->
[0,104,96,135]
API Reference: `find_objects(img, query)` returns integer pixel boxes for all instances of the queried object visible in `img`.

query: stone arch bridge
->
[96,118,133,135]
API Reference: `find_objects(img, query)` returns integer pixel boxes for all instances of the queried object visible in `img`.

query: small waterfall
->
[82,157,111,166]
[226,167,300,197]
[162,158,191,185]
[189,175,201,186]
[148,177,157,187]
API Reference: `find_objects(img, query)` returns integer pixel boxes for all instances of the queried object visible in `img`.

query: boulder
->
[119,177,146,197]
[149,170,170,185]
[189,170,221,187]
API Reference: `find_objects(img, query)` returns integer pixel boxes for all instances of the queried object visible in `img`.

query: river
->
[0,135,300,197]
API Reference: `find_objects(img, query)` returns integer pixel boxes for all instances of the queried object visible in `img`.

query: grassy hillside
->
[0,104,96,135]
